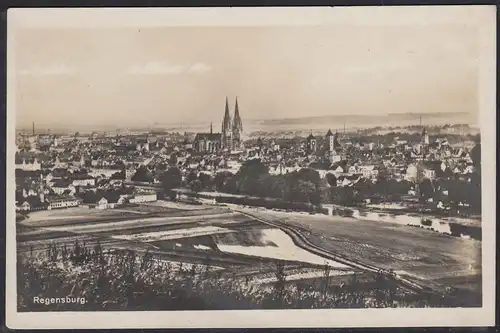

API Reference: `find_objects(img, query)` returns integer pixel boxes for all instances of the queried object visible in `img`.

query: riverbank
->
[172,189,482,239]
[239,206,481,302]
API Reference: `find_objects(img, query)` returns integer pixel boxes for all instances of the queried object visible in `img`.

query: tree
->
[377,165,390,182]
[198,173,213,191]
[326,173,337,187]
[471,143,481,170]
[252,174,272,198]
[223,176,239,194]
[237,159,269,179]
[290,180,316,203]
[161,167,182,192]
[468,172,481,214]
[155,163,167,172]
[189,179,203,193]
[111,169,126,180]
[131,166,153,183]
[269,176,288,200]
[282,168,324,205]
[236,159,270,195]
[185,171,198,184]
[214,171,234,192]
[169,154,178,166]
[330,187,356,206]
[296,168,321,187]
[419,179,434,201]
[354,179,373,200]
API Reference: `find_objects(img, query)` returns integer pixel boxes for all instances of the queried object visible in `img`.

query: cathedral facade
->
[193,97,243,153]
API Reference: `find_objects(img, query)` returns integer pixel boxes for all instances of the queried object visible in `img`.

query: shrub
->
[17,242,461,311]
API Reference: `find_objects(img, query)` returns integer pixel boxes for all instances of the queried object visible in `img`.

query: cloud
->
[18,64,76,76]
[129,62,185,75]
[128,61,212,75]
[188,62,212,74]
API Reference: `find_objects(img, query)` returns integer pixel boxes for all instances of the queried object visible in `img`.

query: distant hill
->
[17,112,478,134]
[241,111,477,133]
[255,112,475,126]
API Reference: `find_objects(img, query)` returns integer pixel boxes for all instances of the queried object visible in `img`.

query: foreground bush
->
[18,242,454,311]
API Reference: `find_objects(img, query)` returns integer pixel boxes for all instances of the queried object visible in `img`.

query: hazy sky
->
[12,9,481,129]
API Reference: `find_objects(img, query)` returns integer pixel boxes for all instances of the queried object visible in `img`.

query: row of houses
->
[16,191,157,212]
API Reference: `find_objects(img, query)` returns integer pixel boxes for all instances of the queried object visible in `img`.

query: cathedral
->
[193,97,243,153]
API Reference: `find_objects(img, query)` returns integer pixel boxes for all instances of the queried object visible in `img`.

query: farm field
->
[17,203,362,284]
[16,201,481,308]
[24,206,143,221]
[240,207,482,296]
[19,205,229,227]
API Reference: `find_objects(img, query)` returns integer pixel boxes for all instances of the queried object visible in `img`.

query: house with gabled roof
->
[51,179,76,195]
[47,195,80,210]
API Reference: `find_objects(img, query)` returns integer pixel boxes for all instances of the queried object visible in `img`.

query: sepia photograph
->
[5,6,496,329]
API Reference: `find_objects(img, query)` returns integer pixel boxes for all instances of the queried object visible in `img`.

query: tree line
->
[158,158,480,215]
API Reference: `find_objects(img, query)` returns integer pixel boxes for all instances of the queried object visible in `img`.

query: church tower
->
[232,97,243,150]
[333,131,341,151]
[421,126,429,156]
[221,97,232,149]
[329,130,343,163]
[326,129,334,152]
[306,132,317,153]
[422,127,429,145]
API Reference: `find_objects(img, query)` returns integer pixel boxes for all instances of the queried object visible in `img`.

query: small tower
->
[210,122,213,134]
[306,132,317,153]
[326,129,334,152]
[333,130,341,151]
[421,127,429,156]
[144,135,150,152]
[422,127,429,145]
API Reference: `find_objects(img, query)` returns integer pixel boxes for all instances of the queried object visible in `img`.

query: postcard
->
[5,6,496,328]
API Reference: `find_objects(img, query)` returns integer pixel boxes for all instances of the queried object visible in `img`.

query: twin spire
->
[222,97,231,133]
[221,96,242,133]
[233,97,242,132]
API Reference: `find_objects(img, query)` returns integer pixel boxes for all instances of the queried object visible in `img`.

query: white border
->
[5,6,497,329]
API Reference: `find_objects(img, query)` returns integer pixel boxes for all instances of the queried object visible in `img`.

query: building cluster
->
[15,99,479,214]
[15,130,162,213]
[192,97,243,153]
